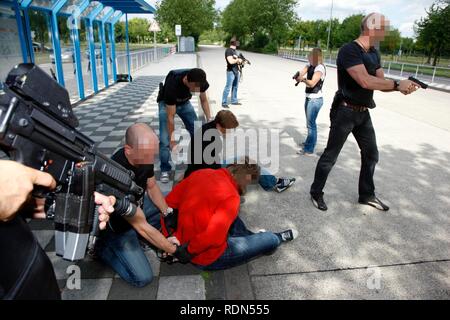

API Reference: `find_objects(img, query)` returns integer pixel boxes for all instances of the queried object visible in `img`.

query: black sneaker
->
[222,104,229,108]
[275,177,296,193]
[311,194,327,211]
[359,196,389,211]
[277,229,299,242]
[231,102,242,105]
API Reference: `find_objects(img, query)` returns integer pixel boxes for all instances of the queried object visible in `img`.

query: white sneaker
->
[160,172,170,183]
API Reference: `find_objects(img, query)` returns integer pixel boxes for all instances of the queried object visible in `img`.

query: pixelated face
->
[366,15,389,42]
[187,81,202,93]
[128,139,159,165]
[308,51,321,66]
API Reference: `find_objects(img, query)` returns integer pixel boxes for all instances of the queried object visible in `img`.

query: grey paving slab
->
[108,277,158,300]
[252,261,450,300]
[32,230,54,249]
[204,271,227,300]
[224,265,255,300]
[159,262,202,277]
[61,278,113,300]
[157,275,206,300]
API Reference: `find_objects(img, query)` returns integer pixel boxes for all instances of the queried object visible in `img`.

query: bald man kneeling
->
[94,123,178,287]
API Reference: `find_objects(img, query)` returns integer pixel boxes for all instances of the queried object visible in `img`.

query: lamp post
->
[326,0,334,63]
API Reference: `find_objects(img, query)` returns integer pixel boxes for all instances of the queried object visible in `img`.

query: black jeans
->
[310,106,379,201]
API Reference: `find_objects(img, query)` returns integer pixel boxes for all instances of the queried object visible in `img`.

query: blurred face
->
[308,51,321,66]
[234,173,255,195]
[125,138,159,165]
[216,123,227,135]
[364,15,389,44]
[186,81,202,93]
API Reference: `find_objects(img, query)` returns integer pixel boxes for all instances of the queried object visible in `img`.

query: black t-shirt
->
[161,69,209,106]
[225,48,238,72]
[336,41,381,108]
[184,120,223,178]
[106,148,154,233]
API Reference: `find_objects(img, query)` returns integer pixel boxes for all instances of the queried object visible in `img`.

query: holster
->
[157,82,164,103]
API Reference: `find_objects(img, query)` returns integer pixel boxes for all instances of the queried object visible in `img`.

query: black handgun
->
[0,63,143,261]
[293,71,301,86]
[408,76,428,89]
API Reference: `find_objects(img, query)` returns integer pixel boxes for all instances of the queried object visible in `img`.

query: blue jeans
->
[221,160,277,191]
[303,97,323,153]
[159,100,199,172]
[96,195,161,287]
[196,217,281,270]
[222,71,239,105]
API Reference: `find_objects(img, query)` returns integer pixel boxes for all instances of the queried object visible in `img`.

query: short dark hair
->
[215,110,239,129]
[187,68,207,84]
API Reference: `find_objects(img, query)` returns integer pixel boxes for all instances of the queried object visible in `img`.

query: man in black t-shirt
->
[157,68,212,184]
[95,123,180,287]
[221,39,243,108]
[184,110,296,193]
[310,13,420,212]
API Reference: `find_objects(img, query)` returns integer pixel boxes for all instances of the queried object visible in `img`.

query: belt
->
[340,101,368,112]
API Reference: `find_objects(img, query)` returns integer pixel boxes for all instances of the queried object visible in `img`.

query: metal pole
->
[99,22,108,87]
[431,67,436,83]
[125,13,131,81]
[326,0,334,55]
[154,31,157,59]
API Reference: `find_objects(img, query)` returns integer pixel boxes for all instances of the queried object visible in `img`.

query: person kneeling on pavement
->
[184,110,296,193]
[160,160,299,270]
[94,123,179,287]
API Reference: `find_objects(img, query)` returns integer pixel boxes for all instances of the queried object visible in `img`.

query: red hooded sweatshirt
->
[162,168,240,266]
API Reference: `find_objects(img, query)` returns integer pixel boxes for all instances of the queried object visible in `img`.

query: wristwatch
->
[393,80,400,91]
[162,207,174,217]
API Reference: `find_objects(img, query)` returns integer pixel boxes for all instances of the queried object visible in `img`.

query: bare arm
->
[303,71,322,88]
[166,104,177,149]
[376,68,394,92]
[227,55,241,65]
[146,176,168,213]
[199,92,212,121]
[125,207,176,254]
[347,64,420,94]
[298,66,308,79]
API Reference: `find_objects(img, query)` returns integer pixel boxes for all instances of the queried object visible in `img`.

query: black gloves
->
[173,243,193,264]
[164,208,178,235]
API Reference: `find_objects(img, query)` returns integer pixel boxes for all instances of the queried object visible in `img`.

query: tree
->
[380,28,401,57]
[222,0,297,52]
[155,0,217,44]
[415,0,450,66]
[334,14,364,49]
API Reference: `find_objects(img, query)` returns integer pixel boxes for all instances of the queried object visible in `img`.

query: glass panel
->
[59,0,85,15]
[56,14,78,102]
[93,20,104,90]
[96,6,112,21]
[80,18,93,96]
[28,8,54,78]
[105,23,113,84]
[0,6,25,87]
[79,1,100,18]
[30,0,58,10]
[107,10,121,24]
